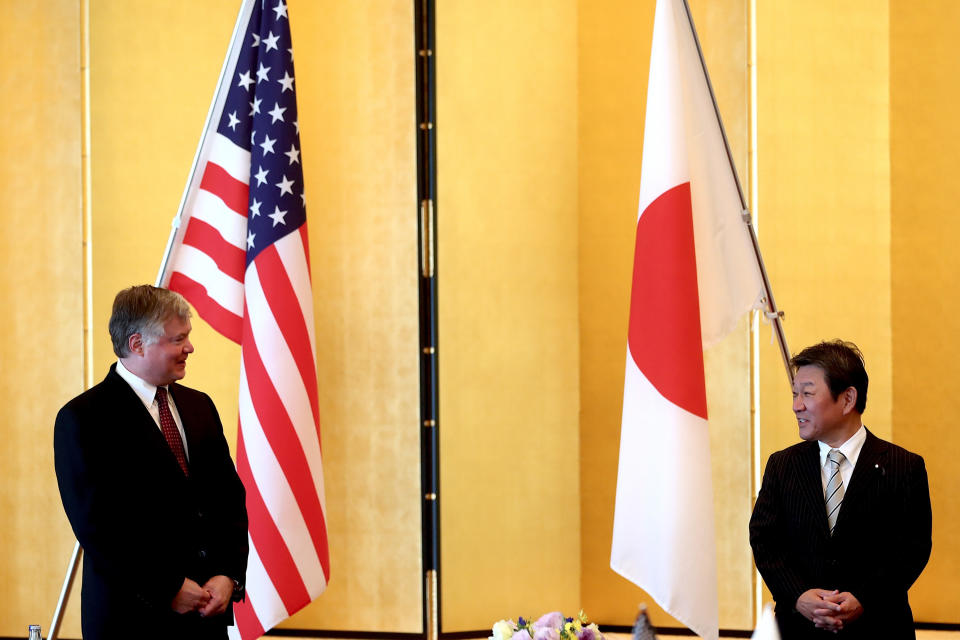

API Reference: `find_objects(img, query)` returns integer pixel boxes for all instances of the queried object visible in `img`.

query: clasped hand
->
[171,576,234,617]
[796,588,863,633]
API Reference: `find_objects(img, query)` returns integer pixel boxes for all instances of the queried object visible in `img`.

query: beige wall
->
[890,0,960,623]
[753,0,894,617]
[283,2,421,631]
[437,0,582,630]
[756,0,893,461]
[0,0,83,635]
[2,1,959,638]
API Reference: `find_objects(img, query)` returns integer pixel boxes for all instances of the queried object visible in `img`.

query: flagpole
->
[155,0,255,288]
[679,0,792,384]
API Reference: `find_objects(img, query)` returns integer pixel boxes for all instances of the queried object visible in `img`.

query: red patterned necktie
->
[155,386,189,476]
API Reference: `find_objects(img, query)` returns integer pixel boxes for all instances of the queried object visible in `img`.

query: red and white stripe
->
[166,132,248,343]
[161,76,329,640]
[610,2,763,639]
[232,232,329,637]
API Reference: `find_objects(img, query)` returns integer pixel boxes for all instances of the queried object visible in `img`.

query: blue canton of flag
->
[221,0,305,266]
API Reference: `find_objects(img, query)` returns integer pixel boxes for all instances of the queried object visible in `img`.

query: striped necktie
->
[825,448,845,535]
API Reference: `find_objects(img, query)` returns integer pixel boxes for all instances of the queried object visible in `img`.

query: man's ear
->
[841,386,858,414]
[127,333,143,356]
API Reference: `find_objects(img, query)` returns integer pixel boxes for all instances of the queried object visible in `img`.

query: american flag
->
[158,1,330,638]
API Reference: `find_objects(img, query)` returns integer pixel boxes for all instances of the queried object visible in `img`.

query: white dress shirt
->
[818,424,866,495]
[115,359,190,460]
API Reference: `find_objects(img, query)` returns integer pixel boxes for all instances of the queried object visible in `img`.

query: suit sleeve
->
[54,400,187,607]
[848,452,932,613]
[900,456,933,586]
[198,392,248,586]
[749,451,808,609]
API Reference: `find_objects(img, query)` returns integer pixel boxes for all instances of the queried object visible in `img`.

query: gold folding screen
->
[2,1,960,637]
[437,0,582,630]
[890,0,960,623]
[0,0,84,634]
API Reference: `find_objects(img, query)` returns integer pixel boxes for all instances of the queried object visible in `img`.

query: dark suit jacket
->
[749,429,931,639]
[54,366,248,640]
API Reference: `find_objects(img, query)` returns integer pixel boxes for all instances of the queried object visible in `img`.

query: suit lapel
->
[106,367,161,432]
[106,367,190,478]
[842,428,886,509]
[797,440,831,537]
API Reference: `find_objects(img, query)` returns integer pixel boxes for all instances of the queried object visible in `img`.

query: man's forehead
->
[163,315,192,333]
[793,365,826,386]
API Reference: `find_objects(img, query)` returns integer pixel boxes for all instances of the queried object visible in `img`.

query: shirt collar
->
[116,358,164,406]
[818,424,867,468]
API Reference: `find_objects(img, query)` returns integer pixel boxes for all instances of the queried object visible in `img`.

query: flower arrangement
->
[490,611,603,640]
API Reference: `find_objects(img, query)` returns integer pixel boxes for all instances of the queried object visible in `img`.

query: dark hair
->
[790,340,868,414]
[109,285,191,358]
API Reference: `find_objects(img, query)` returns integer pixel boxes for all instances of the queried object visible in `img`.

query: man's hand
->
[796,589,864,633]
[198,575,234,618]
[171,578,211,614]
[822,591,864,628]
[796,589,843,632]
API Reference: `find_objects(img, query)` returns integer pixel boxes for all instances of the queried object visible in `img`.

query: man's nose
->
[184,339,194,354]
[793,395,804,412]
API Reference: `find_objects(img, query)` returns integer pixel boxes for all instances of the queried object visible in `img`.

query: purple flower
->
[533,627,559,640]
[534,612,563,631]
[577,629,596,640]
[514,630,532,640]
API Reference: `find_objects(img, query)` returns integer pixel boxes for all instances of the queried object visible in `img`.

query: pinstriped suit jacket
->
[749,428,931,640]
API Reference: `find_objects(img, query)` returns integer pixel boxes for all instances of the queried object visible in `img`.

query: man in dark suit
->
[55,285,248,640]
[749,340,931,639]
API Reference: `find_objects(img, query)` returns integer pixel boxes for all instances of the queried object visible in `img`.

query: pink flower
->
[514,630,533,640]
[533,627,559,640]
[533,612,563,631]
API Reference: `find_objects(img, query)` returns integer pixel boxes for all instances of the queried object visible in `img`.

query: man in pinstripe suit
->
[750,341,931,639]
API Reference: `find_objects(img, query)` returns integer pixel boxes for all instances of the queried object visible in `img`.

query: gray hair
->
[109,285,192,357]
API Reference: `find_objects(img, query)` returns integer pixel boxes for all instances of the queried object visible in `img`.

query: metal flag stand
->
[48,543,81,640]
[679,0,793,384]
